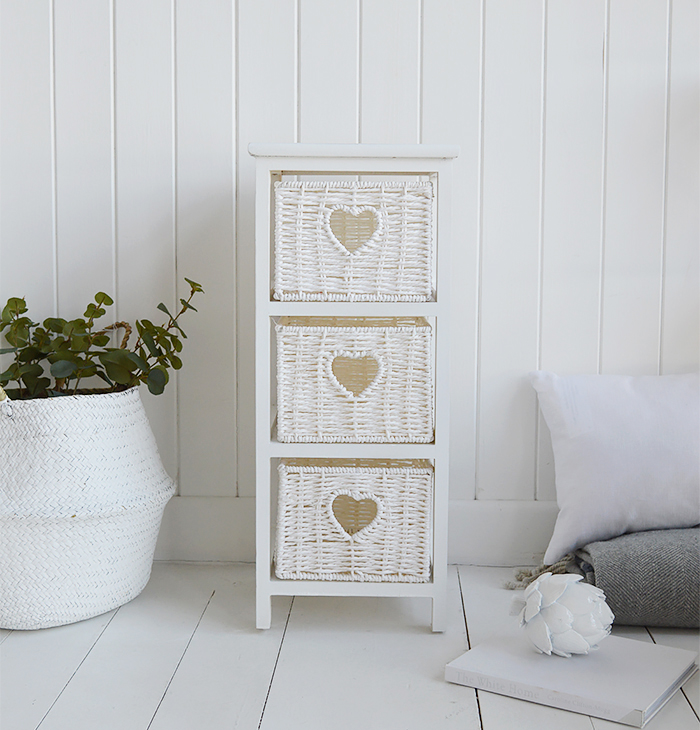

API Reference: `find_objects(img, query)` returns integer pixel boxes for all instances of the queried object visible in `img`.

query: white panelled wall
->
[0,0,697,564]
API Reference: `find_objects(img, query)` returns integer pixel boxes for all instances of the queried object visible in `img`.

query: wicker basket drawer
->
[273,181,434,302]
[275,458,433,582]
[275,316,434,443]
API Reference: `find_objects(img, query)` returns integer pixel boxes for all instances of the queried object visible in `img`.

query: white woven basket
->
[274,180,434,302]
[0,388,175,630]
[275,458,433,582]
[276,316,434,443]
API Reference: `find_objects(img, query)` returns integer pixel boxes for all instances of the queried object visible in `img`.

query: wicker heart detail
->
[332,494,379,537]
[331,353,381,398]
[327,206,380,254]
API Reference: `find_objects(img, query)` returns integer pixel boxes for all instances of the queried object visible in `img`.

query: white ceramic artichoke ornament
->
[519,572,614,657]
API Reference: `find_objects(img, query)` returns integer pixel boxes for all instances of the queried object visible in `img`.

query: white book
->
[445,630,698,727]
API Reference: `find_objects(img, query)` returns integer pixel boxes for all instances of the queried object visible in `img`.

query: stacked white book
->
[445,630,698,727]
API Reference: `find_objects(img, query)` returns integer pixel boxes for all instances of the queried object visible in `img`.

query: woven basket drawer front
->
[274,181,433,302]
[275,317,434,443]
[275,459,433,582]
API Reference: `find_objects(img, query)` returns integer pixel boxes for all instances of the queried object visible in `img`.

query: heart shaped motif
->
[327,206,380,254]
[332,494,379,537]
[331,353,380,398]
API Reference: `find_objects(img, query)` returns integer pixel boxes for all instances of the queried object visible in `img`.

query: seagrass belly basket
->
[0,388,174,630]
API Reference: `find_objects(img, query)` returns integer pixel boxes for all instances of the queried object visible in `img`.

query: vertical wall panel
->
[299,0,359,144]
[536,0,606,501]
[237,0,297,497]
[360,0,421,143]
[422,0,482,500]
[0,1,55,314]
[477,0,544,500]
[114,0,177,477]
[53,0,114,315]
[662,0,699,374]
[600,0,668,374]
[176,0,236,497]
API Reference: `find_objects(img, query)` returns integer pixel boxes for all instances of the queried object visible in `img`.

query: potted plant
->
[0,279,203,630]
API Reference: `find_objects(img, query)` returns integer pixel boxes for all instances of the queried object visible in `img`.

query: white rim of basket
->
[324,489,385,543]
[321,204,386,257]
[323,349,385,401]
[0,386,141,419]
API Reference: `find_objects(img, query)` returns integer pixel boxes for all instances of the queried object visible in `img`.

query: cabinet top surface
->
[248,143,460,159]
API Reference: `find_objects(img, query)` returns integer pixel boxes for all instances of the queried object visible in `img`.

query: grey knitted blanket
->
[572,527,700,628]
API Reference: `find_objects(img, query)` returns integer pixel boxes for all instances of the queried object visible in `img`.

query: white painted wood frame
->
[251,143,458,632]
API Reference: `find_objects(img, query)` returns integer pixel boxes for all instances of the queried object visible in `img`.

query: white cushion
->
[530,371,700,564]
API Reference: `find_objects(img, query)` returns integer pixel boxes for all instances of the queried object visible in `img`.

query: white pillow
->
[530,371,700,565]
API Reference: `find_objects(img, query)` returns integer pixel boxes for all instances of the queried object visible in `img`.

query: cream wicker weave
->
[275,316,433,443]
[275,458,433,582]
[0,388,175,630]
[274,181,433,301]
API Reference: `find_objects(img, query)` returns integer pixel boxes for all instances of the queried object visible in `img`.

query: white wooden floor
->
[1,564,698,730]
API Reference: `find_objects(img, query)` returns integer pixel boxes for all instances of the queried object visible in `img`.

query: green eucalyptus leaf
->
[103,361,132,385]
[0,346,17,355]
[70,334,90,352]
[94,292,114,307]
[0,363,20,381]
[157,302,172,317]
[99,349,137,371]
[27,376,51,397]
[2,298,28,322]
[179,298,197,312]
[146,367,166,395]
[76,364,98,379]
[96,371,114,386]
[183,278,204,293]
[170,321,187,338]
[92,334,110,347]
[50,359,77,378]
[141,329,160,358]
[126,352,148,371]
[18,362,43,377]
[18,346,42,362]
[44,318,66,333]
[64,319,87,336]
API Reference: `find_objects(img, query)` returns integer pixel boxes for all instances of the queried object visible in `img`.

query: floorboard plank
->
[459,566,597,730]
[0,610,117,730]
[0,628,13,645]
[147,564,291,730]
[259,566,481,730]
[33,563,225,730]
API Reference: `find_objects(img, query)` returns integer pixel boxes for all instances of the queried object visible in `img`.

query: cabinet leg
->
[431,594,447,633]
[257,592,272,630]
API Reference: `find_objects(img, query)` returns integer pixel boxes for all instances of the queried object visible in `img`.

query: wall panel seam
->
[50,0,59,316]
[357,0,363,143]
[295,0,300,143]
[233,0,239,496]
[110,0,118,322]
[597,0,612,374]
[474,0,486,499]
[417,0,424,144]
[172,0,181,491]
[658,0,673,375]
[535,0,548,500]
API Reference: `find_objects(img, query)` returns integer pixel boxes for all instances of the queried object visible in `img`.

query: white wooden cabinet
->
[250,144,458,631]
